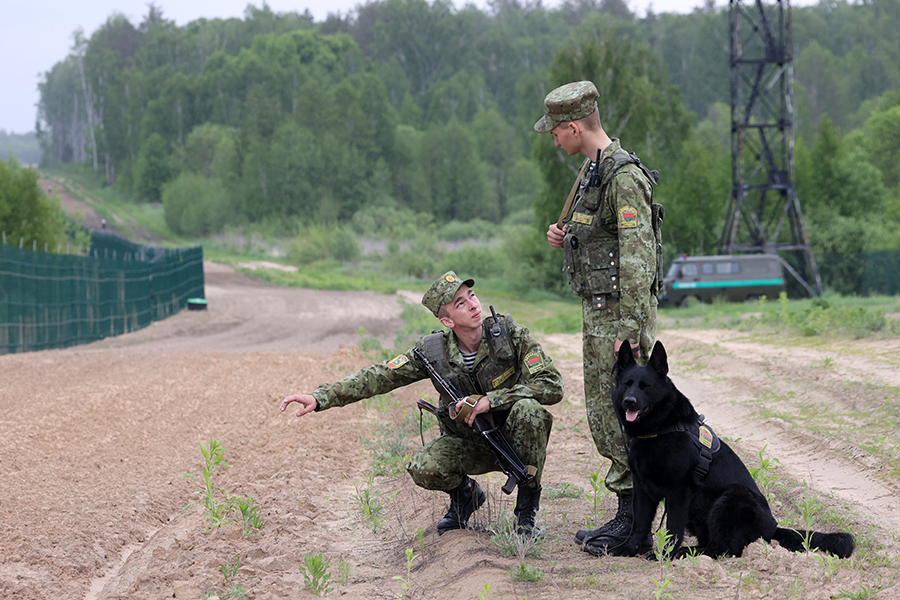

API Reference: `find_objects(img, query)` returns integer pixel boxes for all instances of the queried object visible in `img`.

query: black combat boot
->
[437,477,486,534]
[574,494,632,544]
[514,484,542,537]
[578,494,651,555]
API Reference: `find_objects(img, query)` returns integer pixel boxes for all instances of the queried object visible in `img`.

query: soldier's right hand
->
[280,393,318,418]
[547,223,567,248]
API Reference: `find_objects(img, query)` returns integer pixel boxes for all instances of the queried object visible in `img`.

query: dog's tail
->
[771,527,854,558]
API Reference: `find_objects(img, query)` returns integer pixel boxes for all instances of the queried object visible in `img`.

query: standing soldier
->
[537,81,662,555]
[281,271,564,536]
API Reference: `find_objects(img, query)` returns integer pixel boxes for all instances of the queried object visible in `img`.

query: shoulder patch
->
[524,350,546,374]
[618,205,638,229]
[387,354,409,369]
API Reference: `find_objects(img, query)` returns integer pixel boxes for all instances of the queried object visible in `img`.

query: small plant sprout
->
[511,562,543,582]
[221,556,240,581]
[585,470,605,526]
[652,528,676,562]
[748,445,782,507]
[351,471,384,532]
[797,495,823,552]
[232,494,265,537]
[478,582,495,600]
[184,437,232,528]
[393,547,417,598]
[300,552,335,596]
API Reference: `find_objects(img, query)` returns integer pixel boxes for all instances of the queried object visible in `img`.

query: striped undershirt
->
[461,350,477,373]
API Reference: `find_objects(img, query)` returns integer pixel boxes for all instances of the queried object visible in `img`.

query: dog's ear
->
[616,340,637,370]
[648,340,668,377]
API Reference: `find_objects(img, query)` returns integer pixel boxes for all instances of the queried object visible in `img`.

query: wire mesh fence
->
[1,232,204,354]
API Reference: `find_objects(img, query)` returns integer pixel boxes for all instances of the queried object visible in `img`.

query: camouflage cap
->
[533,81,600,133]
[421,271,475,317]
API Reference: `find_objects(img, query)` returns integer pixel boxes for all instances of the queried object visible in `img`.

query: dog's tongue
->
[626,409,639,423]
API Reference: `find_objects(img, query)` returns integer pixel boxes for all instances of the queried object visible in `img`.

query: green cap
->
[533,80,599,133]
[421,271,475,317]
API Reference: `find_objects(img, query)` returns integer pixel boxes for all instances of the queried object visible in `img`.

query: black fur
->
[611,341,854,559]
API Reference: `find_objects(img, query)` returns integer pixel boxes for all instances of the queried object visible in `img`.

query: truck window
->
[716,262,740,275]
[681,263,698,277]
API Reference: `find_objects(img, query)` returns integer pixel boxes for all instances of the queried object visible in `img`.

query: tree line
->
[29,0,900,295]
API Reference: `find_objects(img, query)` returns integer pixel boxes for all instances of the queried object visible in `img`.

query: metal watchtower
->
[721,0,822,297]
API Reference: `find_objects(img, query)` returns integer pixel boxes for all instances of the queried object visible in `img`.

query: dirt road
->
[2,262,899,600]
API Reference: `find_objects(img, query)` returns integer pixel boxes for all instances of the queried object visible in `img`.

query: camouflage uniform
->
[563,138,658,495]
[311,317,563,492]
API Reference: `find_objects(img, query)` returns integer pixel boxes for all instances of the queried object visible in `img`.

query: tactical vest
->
[562,151,664,305]
[416,313,519,408]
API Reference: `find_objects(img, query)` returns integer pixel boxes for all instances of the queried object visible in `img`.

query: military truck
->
[661,254,785,307]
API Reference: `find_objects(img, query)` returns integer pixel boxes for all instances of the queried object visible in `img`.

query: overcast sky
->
[2,0,806,135]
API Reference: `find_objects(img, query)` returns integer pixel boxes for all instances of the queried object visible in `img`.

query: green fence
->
[1,233,204,354]
[814,250,900,297]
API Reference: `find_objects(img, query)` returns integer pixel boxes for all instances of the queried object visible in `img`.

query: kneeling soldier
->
[280,271,563,536]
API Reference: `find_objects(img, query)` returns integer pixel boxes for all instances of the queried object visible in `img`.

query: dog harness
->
[637,415,721,478]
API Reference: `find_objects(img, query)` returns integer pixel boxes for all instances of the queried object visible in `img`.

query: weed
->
[796,495,823,552]
[393,547,417,598]
[651,528,676,562]
[351,471,384,532]
[652,577,675,600]
[834,585,894,599]
[184,437,232,528]
[232,494,265,537]
[510,562,543,582]
[543,482,583,500]
[361,410,418,476]
[815,552,841,580]
[416,527,426,556]
[584,470,606,527]
[221,556,240,581]
[488,509,545,559]
[747,445,782,508]
[478,583,495,600]
[300,552,335,596]
[335,559,351,586]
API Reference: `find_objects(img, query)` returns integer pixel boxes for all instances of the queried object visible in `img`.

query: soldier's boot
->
[579,494,651,556]
[514,484,543,538]
[436,477,486,534]
[574,493,632,544]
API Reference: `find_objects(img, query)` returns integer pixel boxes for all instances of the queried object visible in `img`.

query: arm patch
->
[524,350,546,374]
[618,205,638,229]
[387,354,409,369]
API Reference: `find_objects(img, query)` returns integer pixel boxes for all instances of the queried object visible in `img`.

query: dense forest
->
[29,0,900,295]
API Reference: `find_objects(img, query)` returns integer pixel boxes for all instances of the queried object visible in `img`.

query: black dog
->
[611,340,854,559]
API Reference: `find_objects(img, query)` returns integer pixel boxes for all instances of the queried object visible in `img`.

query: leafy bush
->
[162,173,230,236]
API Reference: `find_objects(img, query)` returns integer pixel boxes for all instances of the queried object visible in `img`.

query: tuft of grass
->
[510,562,543,582]
[488,509,546,559]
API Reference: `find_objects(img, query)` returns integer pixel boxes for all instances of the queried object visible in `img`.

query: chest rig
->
[416,313,518,407]
[562,150,661,309]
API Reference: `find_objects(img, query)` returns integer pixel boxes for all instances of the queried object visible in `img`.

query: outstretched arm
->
[280,393,318,418]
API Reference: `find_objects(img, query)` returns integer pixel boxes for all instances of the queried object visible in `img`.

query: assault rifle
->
[412,346,537,494]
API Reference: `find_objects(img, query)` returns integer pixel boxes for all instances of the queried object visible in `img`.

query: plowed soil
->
[2,260,900,600]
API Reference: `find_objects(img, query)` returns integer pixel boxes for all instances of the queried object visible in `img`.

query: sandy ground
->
[2,260,900,599]
[3,178,897,599]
